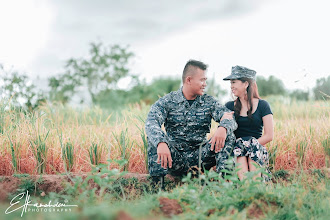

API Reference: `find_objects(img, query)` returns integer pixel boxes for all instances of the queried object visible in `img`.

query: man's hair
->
[182,60,208,83]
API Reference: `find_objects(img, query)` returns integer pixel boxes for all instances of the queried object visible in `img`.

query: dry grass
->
[0,99,329,175]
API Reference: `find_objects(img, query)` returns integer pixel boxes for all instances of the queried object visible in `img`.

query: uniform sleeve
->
[210,98,238,134]
[145,97,169,148]
[260,100,273,117]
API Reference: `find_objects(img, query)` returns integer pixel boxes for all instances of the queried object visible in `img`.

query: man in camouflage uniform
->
[145,60,237,185]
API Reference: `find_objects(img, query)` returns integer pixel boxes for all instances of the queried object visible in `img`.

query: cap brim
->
[223,74,239,80]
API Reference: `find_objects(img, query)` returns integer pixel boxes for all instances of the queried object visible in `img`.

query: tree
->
[289,89,310,101]
[313,76,330,100]
[0,65,46,110]
[96,77,182,108]
[48,72,81,104]
[257,75,286,96]
[48,42,134,105]
[206,74,226,102]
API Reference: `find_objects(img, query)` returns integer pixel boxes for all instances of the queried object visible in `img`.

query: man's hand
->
[220,111,234,121]
[157,142,172,169]
[209,127,227,153]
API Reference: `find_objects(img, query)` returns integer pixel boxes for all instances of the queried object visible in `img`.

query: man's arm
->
[209,98,238,153]
[145,97,169,148]
[145,97,173,169]
[211,99,238,133]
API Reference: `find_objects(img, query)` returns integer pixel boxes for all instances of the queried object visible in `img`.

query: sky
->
[0,0,329,95]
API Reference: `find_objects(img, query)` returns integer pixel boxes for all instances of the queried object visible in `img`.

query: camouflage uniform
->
[145,87,238,177]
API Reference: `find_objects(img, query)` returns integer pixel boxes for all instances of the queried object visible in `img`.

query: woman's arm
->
[257,114,274,146]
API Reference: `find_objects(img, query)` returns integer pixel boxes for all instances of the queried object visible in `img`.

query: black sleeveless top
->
[225,99,273,139]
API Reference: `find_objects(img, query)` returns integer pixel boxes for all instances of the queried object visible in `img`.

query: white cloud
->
[133,0,330,92]
[0,0,53,73]
[0,0,329,95]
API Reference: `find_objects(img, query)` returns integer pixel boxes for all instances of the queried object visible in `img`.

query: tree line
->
[0,42,329,111]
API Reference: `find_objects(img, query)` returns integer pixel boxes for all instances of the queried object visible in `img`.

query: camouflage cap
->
[223,65,256,81]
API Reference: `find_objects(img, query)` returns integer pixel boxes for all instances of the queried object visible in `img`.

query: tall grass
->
[0,99,329,175]
[88,143,104,166]
[29,131,50,174]
[322,136,330,168]
[7,135,20,173]
[134,115,148,172]
[296,139,308,168]
[62,141,75,172]
[112,128,133,171]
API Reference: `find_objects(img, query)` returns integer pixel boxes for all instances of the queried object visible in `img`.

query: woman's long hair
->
[233,78,260,119]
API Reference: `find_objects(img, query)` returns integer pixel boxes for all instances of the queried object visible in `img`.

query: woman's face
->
[230,79,248,97]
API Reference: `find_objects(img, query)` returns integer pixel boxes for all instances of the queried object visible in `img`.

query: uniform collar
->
[176,87,203,104]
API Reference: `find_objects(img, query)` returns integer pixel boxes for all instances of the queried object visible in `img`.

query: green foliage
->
[257,75,286,96]
[322,136,330,168]
[8,176,43,201]
[296,139,308,168]
[0,65,46,110]
[273,169,290,181]
[48,72,80,104]
[7,135,21,173]
[268,144,278,172]
[95,77,181,109]
[134,116,149,172]
[0,99,7,134]
[314,76,330,100]
[138,77,181,104]
[206,73,227,101]
[112,128,133,171]
[88,143,104,166]
[289,89,310,101]
[62,141,75,172]
[48,42,134,105]
[29,131,50,174]
[1,167,329,219]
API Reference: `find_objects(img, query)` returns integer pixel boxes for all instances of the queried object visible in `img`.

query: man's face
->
[189,68,207,96]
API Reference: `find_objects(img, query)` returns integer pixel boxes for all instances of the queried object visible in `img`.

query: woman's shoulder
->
[258,99,271,107]
[225,100,235,110]
[257,99,273,115]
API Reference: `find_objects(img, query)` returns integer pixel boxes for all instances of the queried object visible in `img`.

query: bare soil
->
[0,173,150,201]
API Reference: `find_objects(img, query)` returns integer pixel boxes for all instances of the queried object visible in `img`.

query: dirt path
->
[0,173,152,201]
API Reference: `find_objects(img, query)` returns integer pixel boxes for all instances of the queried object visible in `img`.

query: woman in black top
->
[222,66,274,181]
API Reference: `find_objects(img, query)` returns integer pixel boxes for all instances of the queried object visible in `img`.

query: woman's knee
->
[248,157,259,170]
[236,156,248,168]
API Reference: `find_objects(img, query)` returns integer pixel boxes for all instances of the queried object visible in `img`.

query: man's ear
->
[186,76,192,85]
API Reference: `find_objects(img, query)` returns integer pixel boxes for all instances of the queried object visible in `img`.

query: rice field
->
[0,98,329,176]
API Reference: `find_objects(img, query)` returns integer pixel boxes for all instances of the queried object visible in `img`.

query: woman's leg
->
[248,157,261,180]
[236,156,249,180]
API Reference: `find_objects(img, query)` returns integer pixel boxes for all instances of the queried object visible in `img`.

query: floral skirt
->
[232,137,271,181]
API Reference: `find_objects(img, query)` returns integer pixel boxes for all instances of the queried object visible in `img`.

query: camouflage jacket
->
[145,87,238,150]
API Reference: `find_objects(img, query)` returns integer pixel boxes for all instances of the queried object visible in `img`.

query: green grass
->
[0,167,329,220]
[88,143,104,166]
[29,131,50,174]
[62,141,75,172]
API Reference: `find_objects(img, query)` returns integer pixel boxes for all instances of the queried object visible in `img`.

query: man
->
[145,60,237,187]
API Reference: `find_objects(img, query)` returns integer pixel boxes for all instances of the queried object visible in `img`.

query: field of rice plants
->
[0,98,329,219]
[0,98,329,175]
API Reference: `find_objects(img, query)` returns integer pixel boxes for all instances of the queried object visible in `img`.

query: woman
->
[222,65,274,181]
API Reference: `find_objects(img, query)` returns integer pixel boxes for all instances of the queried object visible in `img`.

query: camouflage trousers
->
[148,133,236,177]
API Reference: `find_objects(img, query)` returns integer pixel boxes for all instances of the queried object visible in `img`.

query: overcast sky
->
[0,0,329,94]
